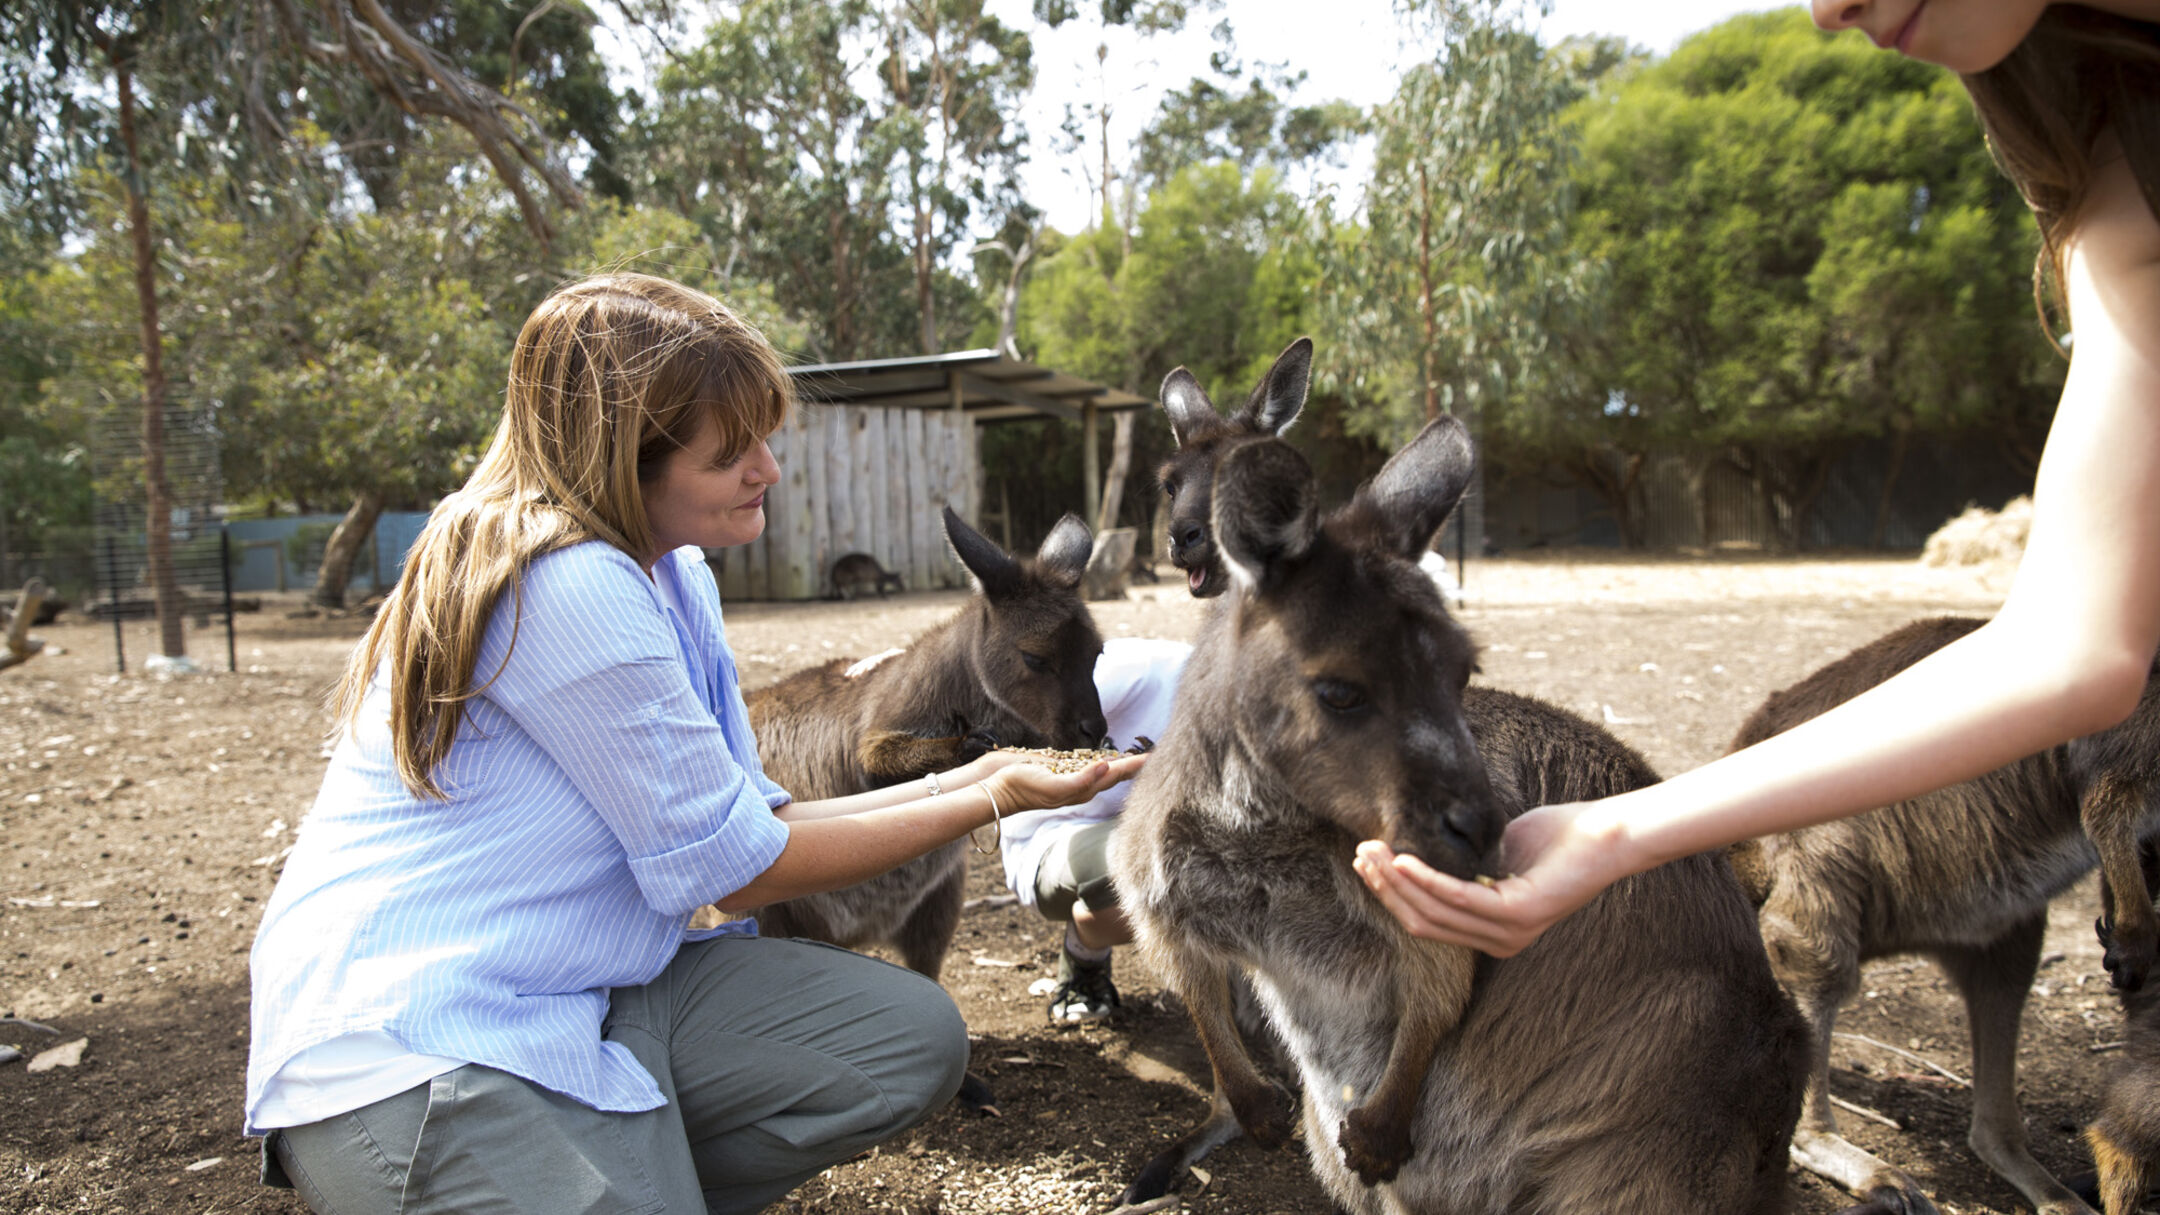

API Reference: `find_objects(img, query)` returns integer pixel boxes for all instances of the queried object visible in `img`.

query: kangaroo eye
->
[1312,679,1368,715]
[1021,651,1049,673]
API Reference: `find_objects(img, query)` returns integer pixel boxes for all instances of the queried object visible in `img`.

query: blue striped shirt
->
[245,542,792,1133]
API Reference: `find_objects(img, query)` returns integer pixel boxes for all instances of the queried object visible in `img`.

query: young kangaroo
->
[744,507,1107,977]
[1726,616,2160,1215]
[1112,421,1808,1213]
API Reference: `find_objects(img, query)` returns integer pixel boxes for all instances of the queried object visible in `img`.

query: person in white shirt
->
[999,636,1190,1022]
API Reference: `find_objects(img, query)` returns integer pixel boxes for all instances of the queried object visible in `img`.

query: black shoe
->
[1048,945,1121,1024]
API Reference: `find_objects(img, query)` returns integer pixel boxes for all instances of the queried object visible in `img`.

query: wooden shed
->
[711,349,1154,601]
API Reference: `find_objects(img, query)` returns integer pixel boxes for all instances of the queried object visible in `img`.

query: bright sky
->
[1005,0,1804,233]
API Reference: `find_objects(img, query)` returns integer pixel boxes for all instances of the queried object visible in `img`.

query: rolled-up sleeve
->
[477,547,789,915]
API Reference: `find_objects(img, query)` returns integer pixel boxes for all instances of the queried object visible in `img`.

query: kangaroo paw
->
[1228,1082,1294,1151]
[2102,922,2156,992]
[1339,1105,1413,1186]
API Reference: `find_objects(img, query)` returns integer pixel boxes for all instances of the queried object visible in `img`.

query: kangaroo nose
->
[1440,801,1498,858]
[1079,714,1108,747]
[1172,521,1206,553]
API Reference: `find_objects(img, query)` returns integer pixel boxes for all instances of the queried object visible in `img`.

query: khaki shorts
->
[1033,819,1119,922]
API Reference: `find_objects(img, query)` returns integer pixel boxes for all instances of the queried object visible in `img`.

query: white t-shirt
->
[998,636,1191,906]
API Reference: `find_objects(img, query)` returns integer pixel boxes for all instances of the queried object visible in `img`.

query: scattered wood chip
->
[2093,1040,2126,1054]
[1829,1094,1901,1130]
[1,1016,61,1036]
[26,1037,88,1072]
[1832,1031,1969,1087]
[184,1157,224,1172]
[0,1046,20,1065]
[962,893,1018,911]
[971,955,1019,968]
[1189,1165,1211,1188]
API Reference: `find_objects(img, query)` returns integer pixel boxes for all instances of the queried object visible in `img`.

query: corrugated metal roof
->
[787,348,1153,423]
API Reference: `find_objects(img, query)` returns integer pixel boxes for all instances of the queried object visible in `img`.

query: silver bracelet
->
[968,782,1004,855]
[923,771,943,798]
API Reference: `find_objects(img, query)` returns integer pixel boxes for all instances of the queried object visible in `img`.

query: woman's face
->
[1811,0,2049,73]
[641,416,780,563]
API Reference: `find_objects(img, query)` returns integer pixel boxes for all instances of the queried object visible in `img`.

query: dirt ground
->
[1,550,2135,1215]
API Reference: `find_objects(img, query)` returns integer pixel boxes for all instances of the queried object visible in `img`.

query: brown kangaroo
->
[1726,615,2160,1215]
[1112,421,1809,1213]
[2090,967,2160,1215]
[742,506,1107,976]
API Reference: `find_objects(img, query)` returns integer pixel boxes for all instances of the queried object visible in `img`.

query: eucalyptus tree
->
[1311,0,1588,450]
[635,0,909,361]
[4,0,604,655]
[876,0,1036,353]
[1569,9,2059,547]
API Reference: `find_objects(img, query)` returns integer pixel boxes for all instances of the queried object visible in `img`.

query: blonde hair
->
[1960,8,2160,329]
[334,273,793,798]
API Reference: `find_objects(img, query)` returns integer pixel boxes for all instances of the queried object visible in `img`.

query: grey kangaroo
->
[745,507,1106,973]
[1726,615,2160,1215]
[1112,420,1809,1214]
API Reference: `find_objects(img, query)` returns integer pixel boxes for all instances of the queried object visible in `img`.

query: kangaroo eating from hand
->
[1112,420,1808,1213]
[745,509,1105,966]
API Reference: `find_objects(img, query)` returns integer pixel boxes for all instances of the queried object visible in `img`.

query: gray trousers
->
[265,935,968,1215]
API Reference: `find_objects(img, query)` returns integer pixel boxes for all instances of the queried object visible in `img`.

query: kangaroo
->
[1157,336,1310,599]
[1726,615,2160,1215]
[1112,421,1808,1213]
[829,551,905,600]
[744,507,1107,975]
[2089,964,2160,1215]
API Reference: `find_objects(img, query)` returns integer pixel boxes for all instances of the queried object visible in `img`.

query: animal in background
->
[743,507,1106,980]
[1725,616,2160,1215]
[2089,963,2160,1215]
[829,551,905,600]
[1157,336,1310,599]
[1112,420,1808,1214]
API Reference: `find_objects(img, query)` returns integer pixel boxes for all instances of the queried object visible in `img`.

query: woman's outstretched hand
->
[1353,801,1631,958]
[982,753,1147,813]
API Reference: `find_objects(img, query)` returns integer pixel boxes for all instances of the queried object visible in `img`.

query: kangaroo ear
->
[1211,439,1318,591]
[1363,416,1476,560]
[944,506,1023,598]
[1160,368,1222,449]
[1035,513,1093,588]
[1233,337,1311,437]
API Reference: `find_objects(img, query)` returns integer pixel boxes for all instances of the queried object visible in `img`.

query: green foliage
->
[1315,0,1591,448]
[1557,8,2060,540]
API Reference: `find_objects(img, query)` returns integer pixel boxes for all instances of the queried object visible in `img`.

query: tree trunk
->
[115,58,185,662]
[914,197,938,354]
[1095,411,1134,535]
[314,491,385,609]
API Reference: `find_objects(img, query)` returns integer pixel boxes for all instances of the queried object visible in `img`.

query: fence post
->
[103,533,126,675]
[221,526,236,673]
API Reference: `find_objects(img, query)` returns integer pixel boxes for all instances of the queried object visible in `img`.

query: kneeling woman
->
[246,273,1140,1214]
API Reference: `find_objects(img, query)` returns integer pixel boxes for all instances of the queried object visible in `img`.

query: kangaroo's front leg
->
[2087,778,2160,992]
[859,713,998,783]
[1171,949,1294,1150]
[1338,938,1477,1185]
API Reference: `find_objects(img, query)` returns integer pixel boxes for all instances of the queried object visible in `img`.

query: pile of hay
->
[1921,496,2032,567]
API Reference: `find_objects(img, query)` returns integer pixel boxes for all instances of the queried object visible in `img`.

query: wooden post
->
[1082,400,1100,535]
[1096,409,1134,534]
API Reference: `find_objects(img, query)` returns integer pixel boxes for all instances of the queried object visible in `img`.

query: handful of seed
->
[997,746,1123,774]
